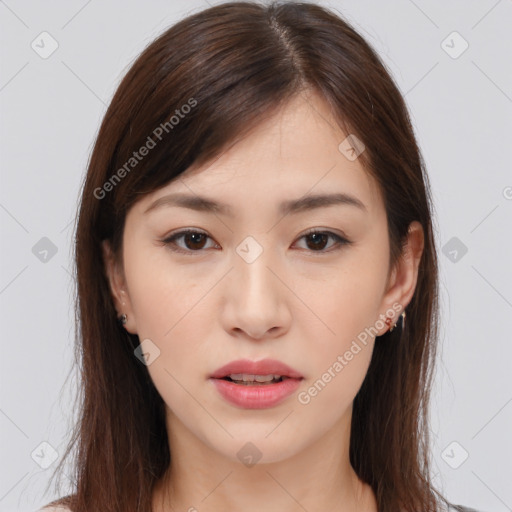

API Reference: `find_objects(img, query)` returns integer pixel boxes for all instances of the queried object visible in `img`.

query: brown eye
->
[162,229,216,254]
[162,229,351,255]
[304,232,329,251]
[295,230,351,252]
[181,232,208,250]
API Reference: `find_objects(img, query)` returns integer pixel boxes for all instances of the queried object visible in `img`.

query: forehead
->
[135,91,383,217]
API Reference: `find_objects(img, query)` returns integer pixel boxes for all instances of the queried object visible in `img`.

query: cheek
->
[296,276,379,417]
[306,249,388,346]
[121,246,215,409]
[298,342,374,415]
[296,241,388,403]
[302,289,376,397]
[124,240,208,339]
[124,261,212,420]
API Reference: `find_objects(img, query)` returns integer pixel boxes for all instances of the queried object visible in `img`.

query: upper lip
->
[210,358,303,379]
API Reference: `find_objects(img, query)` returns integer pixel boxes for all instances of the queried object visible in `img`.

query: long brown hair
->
[44,1,452,511]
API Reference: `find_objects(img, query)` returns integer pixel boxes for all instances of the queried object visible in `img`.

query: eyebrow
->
[144,192,367,216]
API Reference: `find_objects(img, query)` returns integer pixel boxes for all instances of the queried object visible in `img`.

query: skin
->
[103,90,424,512]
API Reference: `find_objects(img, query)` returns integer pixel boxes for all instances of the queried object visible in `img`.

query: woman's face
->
[104,91,422,465]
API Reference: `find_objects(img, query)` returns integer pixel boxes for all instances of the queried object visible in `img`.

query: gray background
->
[1,1,511,511]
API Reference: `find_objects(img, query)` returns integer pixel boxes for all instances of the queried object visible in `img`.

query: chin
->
[207,428,311,467]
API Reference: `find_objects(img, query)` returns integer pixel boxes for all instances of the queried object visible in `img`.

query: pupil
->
[186,233,205,249]
[307,233,327,250]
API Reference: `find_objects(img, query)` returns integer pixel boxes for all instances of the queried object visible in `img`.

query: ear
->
[101,240,137,334]
[376,221,424,335]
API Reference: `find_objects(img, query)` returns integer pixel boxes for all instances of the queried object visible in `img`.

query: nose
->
[221,247,291,340]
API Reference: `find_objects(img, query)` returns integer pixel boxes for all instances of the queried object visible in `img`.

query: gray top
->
[38,502,484,511]
[449,505,484,512]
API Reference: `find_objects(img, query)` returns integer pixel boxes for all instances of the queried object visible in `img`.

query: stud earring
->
[389,311,406,333]
[118,313,127,326]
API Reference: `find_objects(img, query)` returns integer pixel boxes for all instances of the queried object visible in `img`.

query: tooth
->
[228,373,283,383]
[254,375,275,383]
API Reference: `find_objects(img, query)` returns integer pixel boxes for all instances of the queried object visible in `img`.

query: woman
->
[39,2,482,511]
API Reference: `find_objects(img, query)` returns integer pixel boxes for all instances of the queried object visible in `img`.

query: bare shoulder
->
[36,506,72,512]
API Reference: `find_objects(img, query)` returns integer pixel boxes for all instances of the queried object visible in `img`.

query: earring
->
[118,313,127,326]
[389,311,406,333]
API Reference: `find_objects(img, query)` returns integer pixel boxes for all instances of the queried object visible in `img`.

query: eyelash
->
[160,228,352,255]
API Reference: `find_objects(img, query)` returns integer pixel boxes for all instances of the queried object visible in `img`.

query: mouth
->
[217,374,295,385]
[208,359,304,409]
[209,358,304,381]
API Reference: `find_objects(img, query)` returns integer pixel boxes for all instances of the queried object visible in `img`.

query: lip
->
[210,377,302,409]
[209,358,304,410]
[209,358,304,379]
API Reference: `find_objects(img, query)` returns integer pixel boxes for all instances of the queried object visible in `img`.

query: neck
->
[151,406,378,512]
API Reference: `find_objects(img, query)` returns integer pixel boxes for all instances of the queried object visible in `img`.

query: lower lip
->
[210,377,302,409]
